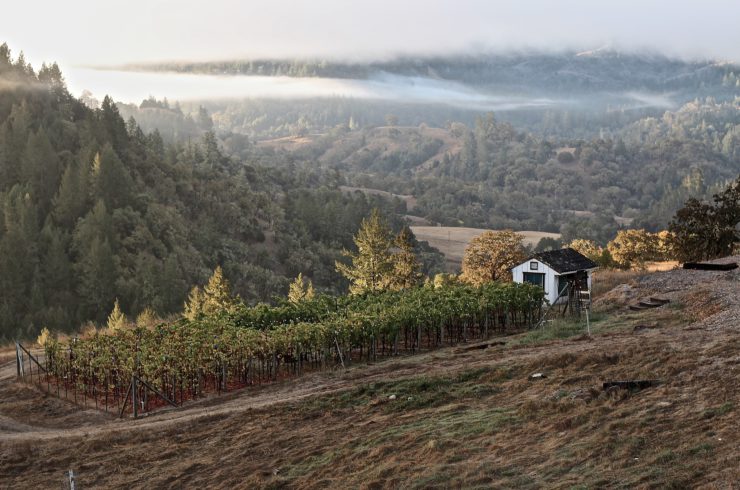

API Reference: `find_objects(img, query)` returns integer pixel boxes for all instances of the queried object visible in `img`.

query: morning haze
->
[1,2,739,489]
[4,0,740,67]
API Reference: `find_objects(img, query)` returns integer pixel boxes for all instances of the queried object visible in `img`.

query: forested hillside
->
[1,40,738,341]
[132,50,739,96]
[0,44,442,341]
[251,102,739,243]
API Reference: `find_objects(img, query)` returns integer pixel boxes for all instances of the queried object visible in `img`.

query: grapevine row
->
[42,282,544,415]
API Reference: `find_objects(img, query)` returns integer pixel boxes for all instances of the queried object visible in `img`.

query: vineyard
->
[40,283,544,416]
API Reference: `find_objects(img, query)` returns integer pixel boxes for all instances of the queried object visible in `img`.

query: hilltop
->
[129,50,739,99]
[1,258,738,488]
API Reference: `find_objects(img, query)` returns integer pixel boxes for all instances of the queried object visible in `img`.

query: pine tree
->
[22,128,61,216]
[202,266,237,314]
[99,96,129,155]
[390,227,422,290]
[0,186,39,329]
[1,102,33,189]
[106,298,127,331]
[91,145,132,210]
[161,253,188,314]
[53,158,90,228]
[183,286,204,321]
[288,273,315,303]
[77,236,117,323]
[335,209,394,294]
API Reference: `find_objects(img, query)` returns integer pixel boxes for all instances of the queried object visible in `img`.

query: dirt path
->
[0,335,617,442]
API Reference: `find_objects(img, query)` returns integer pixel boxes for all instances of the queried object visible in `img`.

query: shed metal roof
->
[517,248,599,274]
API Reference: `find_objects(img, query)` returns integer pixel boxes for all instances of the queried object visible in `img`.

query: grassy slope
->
[1,265,739,489]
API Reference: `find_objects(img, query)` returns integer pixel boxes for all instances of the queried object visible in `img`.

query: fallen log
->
[683,262,738,271]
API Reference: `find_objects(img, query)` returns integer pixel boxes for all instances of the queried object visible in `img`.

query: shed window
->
[523,272,545,289]
[529,261,538,270]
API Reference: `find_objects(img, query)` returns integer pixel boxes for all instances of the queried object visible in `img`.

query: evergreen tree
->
[336,209,394,294]
[288,273,315,303]
[1,102,33,188]
[53,158,90,228]
[201,266,237,314]
[390,227,422,290]
[99,96,129,155]
[77,237,117,323]
[39,223,73,316]
[0,187,39,331]
[91,145,132,210]
[106,298,127,331]
[22,128,61,216]
[183,286,204,321]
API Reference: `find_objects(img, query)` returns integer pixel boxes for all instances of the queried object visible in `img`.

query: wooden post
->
[334,338,345,369]
[119,381,132,418]
[16,343,24,378]
[132,375,138,419]
[67,469,76,490]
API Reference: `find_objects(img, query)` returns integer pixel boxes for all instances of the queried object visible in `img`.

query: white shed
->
[511,248,598,305]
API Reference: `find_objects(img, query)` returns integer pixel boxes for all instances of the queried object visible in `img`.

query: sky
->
[3,0,740,69]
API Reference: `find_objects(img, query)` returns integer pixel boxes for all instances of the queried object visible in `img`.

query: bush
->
[557,151,575,163]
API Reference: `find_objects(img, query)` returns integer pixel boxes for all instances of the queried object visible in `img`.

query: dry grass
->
[644,261,680,272]
[591,269,642,299]
[1,265,738,489]
[411,226,561,271]
[2,310,736,488]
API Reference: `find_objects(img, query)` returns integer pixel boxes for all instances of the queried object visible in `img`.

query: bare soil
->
[1,258,738,489]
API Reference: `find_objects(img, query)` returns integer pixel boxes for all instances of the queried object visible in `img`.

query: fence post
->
[132,375,138,419]
[15,342,22,377]
[65,469,76,490]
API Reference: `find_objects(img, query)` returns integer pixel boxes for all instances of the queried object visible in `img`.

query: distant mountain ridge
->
[120,51,740,97]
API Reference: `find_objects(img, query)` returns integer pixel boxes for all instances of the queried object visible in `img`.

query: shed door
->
[557,275,569,296]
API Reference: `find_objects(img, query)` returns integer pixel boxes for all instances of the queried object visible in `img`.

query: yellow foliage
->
[461,230,525,285]
[288,273,316,304]
[567,239,603,261]
[607,229,658,269]
[36,327,52,347]
[136,307,159,328]
[106,298,128,331]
